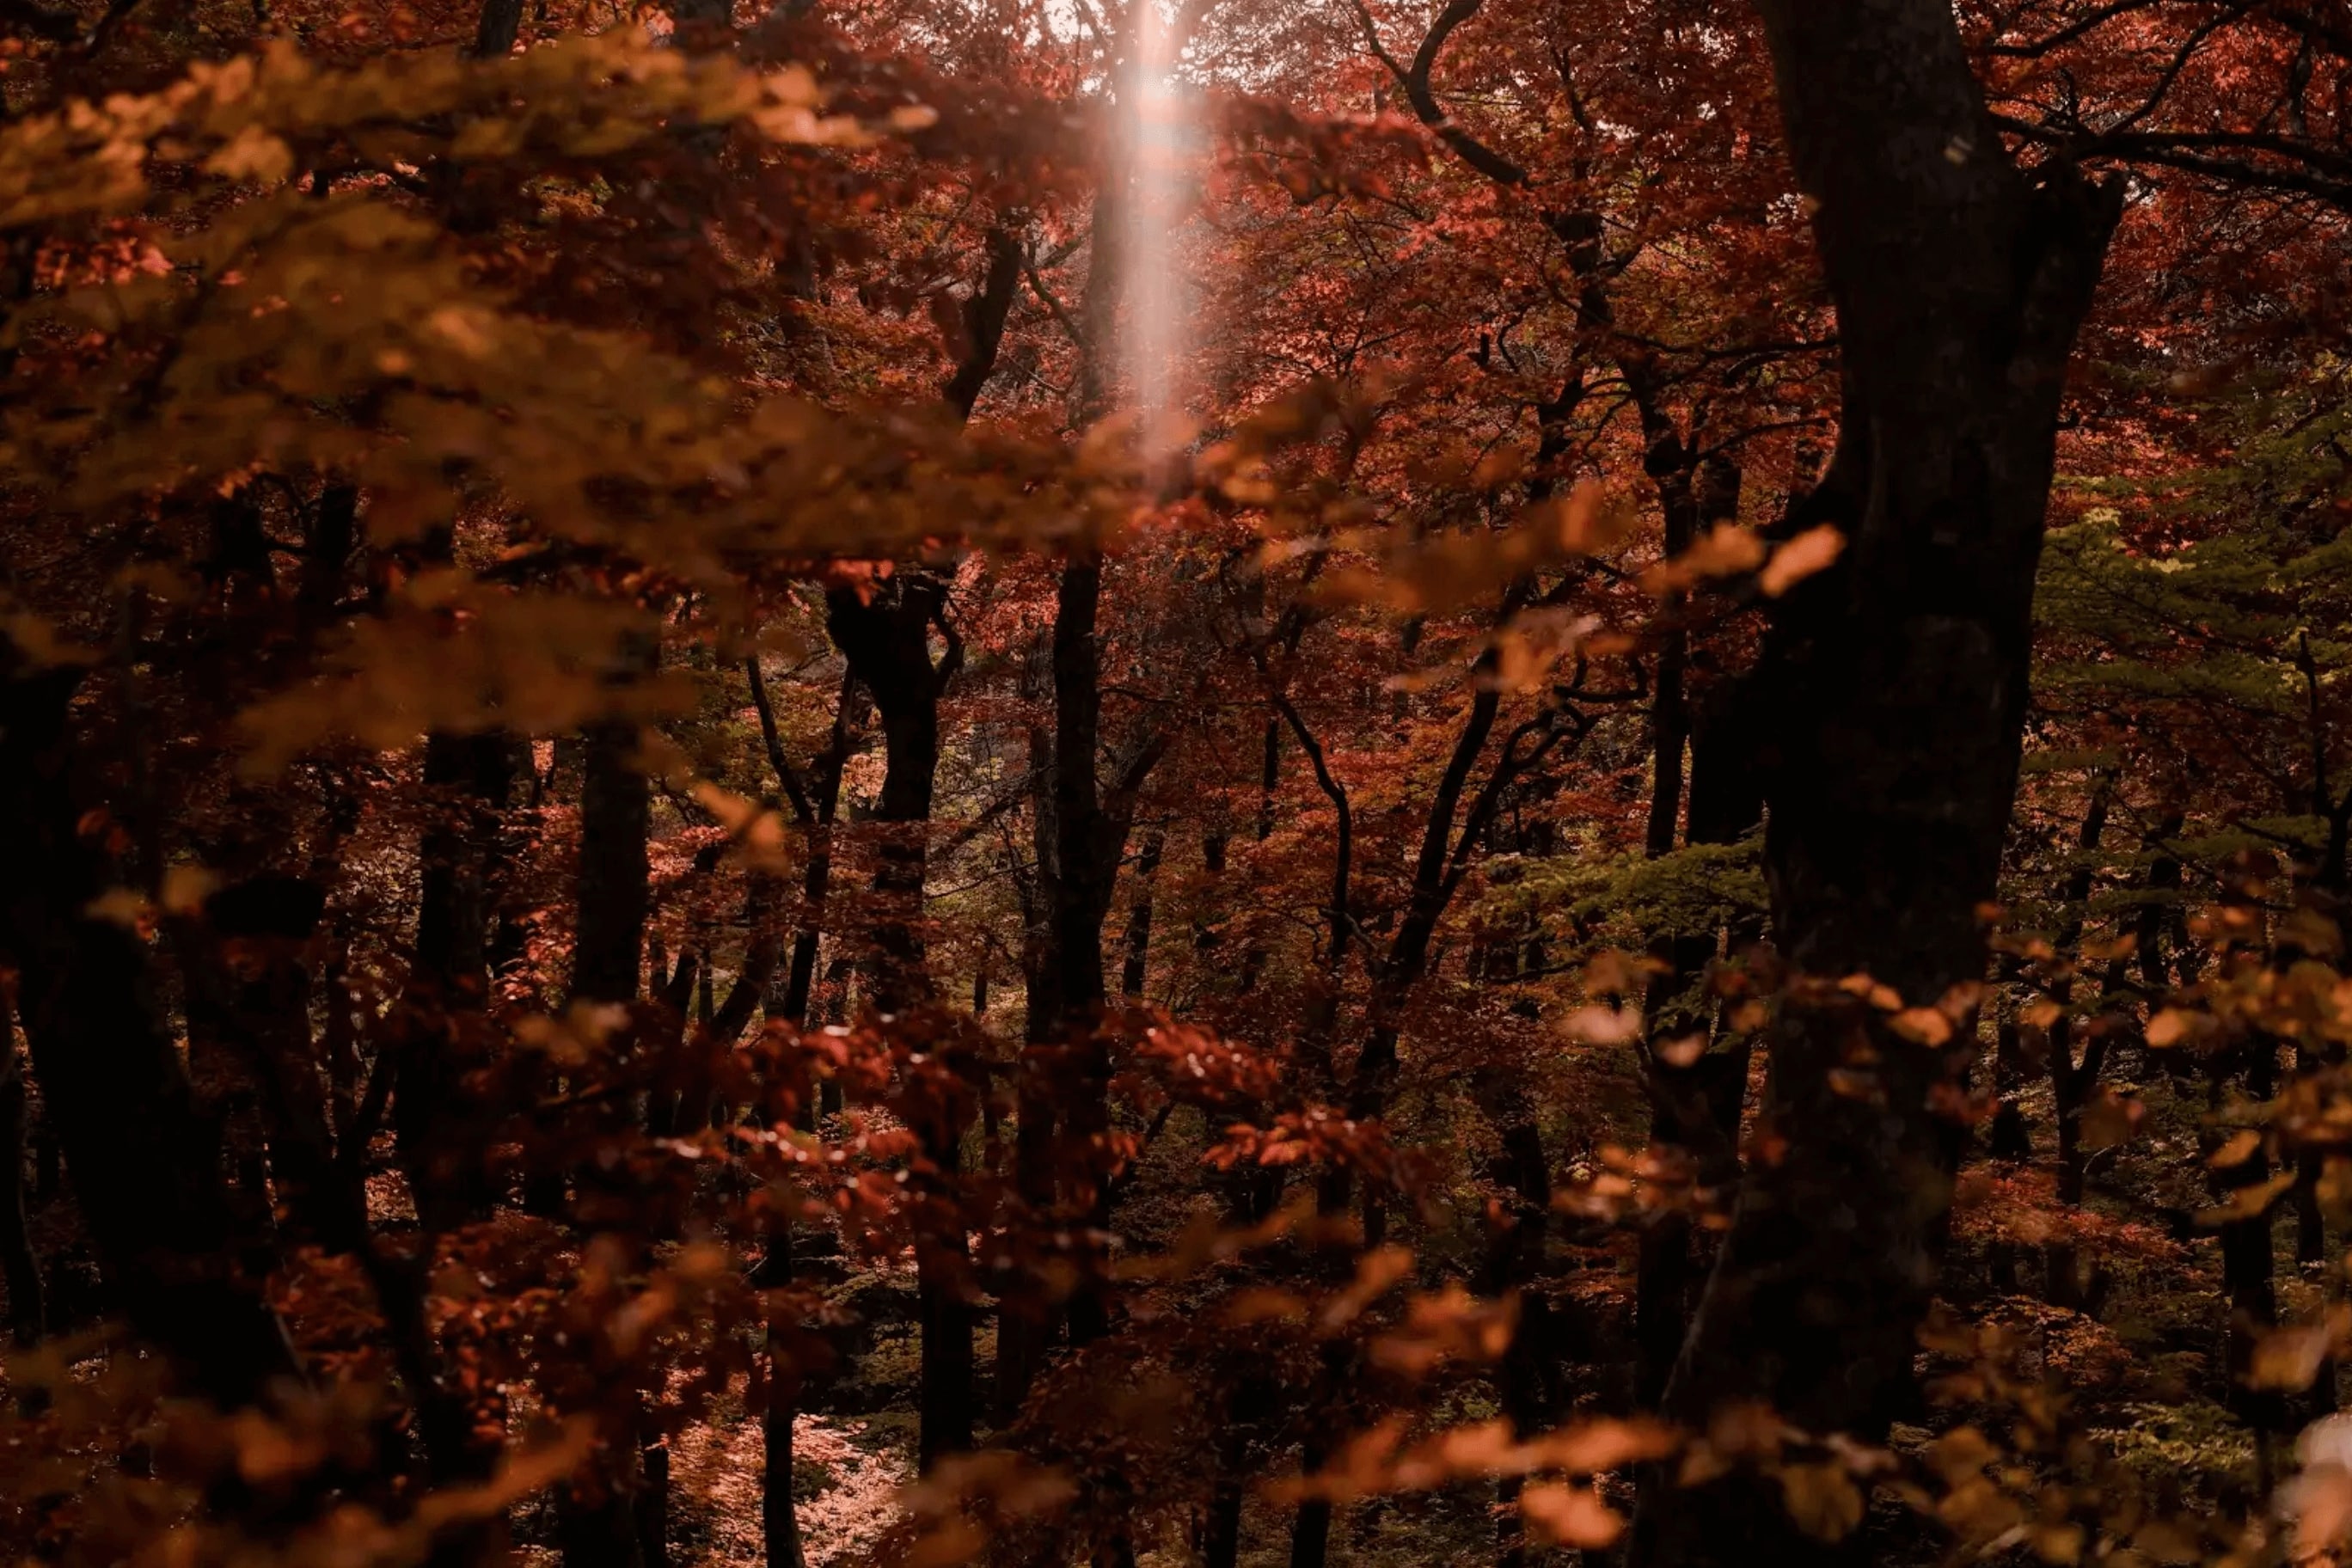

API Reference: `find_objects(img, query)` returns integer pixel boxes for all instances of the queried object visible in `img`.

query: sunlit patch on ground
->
[665,1381,914,1568]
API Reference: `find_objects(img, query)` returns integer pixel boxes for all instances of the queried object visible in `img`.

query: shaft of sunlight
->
[1125,0,1188,455]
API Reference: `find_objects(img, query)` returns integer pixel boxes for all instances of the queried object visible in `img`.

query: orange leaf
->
[2248,1308,2349,1391]
[2206,1129,2262,1170]
[1520,1483,1625,1548]
[1889,1008,1953,1046]
[2196,1171,2295,1228]
[1531,1416,1679,1473]
[1759,525,1845,596]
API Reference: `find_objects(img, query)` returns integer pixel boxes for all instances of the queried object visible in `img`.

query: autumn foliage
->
[6,2,2352,1568]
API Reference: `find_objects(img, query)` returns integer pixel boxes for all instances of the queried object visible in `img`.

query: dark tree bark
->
[1627,4,2121,1564]
[756,1223,807,1568]
[556,645,658,1568]
[2216,1037,2284,1436]
[942,228,1025,421]
[754,664,859,1033]
[826,574,957,1008]
[199,875,361,1251]
[2042,778,2115,1306]
[395,731,516,1231]
[1633,465,1754,1414]
[1988,1000,2035,1165]
[1472,1069,1556,1568]
[574,714,652,1010]
[1232,719,1282,998]
[825,573,971,1468]
[1118,831,1163,1000]
[0,650,297,1406]
[0,992,44,1350]
[1001,635,1063,1427]
[300,484,358,628]
[1045,560,1168,1350]
[2298,1036,2332,1271]
[473,0,522,55]
[853,217,1032,1447]
[745,659,857,1568]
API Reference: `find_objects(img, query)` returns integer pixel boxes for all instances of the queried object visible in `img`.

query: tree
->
[1632,3,2122,1563]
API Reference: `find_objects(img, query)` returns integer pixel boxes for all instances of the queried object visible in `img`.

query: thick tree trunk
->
[473,0,522,55]
[574,717,652,1010]
[0,652,297,1406]
[1634,462,1750,1413]
[301,484,358,628]
[942,229,1025,421]
[194,874,363,1253]
[825,573,971,1469]
[1473,1069,1555,1568]
[560,674,656,1568]
[1003,560,1167,1408]
[395,730,515,1231]
[1629,5,2119,1564]
[1049,557,1121,1350]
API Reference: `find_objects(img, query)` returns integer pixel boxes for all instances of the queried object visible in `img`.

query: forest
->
[3,0,2352,1565]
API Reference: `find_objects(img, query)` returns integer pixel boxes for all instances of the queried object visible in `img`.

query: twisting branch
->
[1350,0,1530,188]
[1025,259,1086,345]
[1981,0,2161,58]
[1265,684,1355,972]
[1439,704,1590,907]
[2104,0,2264,137]
[745,656,820,827]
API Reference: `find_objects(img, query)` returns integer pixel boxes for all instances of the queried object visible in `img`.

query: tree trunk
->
[743,664,856,1568]
[559,665,656,1568]
[1000,641,1061,1427]
[2045,781,2113,1307]
[1234,720,1282,998]
[0,651,297,1406]
[1049,556,1119,1349]
[0,992,44,1350]
[300,484,358,628]
[193,875,365,1254]
[395,730,514,1231]
[1118,831,1163,1000]
[1628,4,2119,1562]
[473,0,523,55]
[757,1222,807,1568]
[2217,1039,2284,1436]
[1634,464,1752,1414]
[826,573,970,1469]
[761,668,858,1033]
[1473,1069,1555,1568]
[1004,558,1168,1407]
